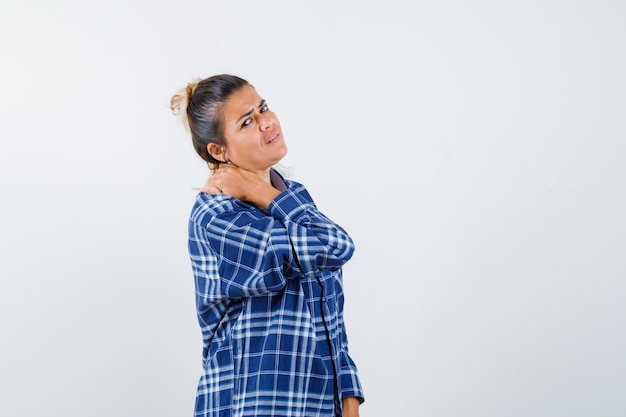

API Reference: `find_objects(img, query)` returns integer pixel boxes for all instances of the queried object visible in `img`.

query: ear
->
[207,143,226,162]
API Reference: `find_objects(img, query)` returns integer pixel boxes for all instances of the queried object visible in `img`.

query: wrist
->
[248,182,281,209]
[342,396,360,417]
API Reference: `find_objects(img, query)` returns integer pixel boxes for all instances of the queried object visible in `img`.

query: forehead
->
[222,85,262,118]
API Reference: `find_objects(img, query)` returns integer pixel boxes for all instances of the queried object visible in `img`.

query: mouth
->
[266,131,280,144]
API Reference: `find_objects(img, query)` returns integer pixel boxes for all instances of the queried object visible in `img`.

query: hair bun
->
[170,77,202,131]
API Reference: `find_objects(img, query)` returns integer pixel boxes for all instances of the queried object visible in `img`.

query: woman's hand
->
[201,164,280,209]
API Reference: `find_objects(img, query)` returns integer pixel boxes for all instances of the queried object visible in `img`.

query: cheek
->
[223,129,243,146]
[226,132,255,157]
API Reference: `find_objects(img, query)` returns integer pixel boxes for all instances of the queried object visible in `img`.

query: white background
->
[1,1,625,416]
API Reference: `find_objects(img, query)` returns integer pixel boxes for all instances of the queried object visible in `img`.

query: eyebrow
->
[236,99,266,124]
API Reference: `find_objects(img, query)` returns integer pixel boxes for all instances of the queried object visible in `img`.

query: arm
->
[203,165,355,276]
[190,183,354,299]
[342,397,361,417]
[335,273,365,408]
[268,185,355,277]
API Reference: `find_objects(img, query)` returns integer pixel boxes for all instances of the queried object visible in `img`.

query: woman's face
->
[220,85,288,173]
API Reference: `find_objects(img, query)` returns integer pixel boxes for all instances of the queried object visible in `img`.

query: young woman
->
[171,74,364,417]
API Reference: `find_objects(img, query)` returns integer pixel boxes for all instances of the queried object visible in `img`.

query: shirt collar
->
[270,168,288,192]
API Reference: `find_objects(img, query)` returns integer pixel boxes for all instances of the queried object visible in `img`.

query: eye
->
[260,104,269,112]
[241,118,252,128]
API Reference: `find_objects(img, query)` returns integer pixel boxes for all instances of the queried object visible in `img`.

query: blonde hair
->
[170,77,201,132]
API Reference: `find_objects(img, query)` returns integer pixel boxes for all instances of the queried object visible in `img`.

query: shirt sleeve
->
[190,184,355,300]
[338,332,365,403]
[336,276,365,403]
[269,184,355,277]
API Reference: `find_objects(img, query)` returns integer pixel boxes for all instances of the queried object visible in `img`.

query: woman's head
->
[172,74,287,173]
[170,74,250,169]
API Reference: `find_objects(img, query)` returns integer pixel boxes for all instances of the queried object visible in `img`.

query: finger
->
[200,185,223,194]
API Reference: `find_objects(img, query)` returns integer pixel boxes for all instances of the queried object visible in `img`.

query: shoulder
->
[189,193,241,224]
[284,177,305,192]
[283,178,316,205]
[270,169,315,206]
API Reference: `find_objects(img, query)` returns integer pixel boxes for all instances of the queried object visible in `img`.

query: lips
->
[266,131,280,144]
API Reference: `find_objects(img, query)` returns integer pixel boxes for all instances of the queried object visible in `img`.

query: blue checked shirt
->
[188,170,364,417]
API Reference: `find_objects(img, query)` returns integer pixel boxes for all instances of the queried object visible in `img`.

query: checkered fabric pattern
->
[187,172,364,417]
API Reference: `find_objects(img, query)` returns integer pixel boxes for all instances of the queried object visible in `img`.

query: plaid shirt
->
[187,171,364,417]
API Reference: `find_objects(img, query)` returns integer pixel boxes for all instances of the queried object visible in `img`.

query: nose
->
[259,115,273,131]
